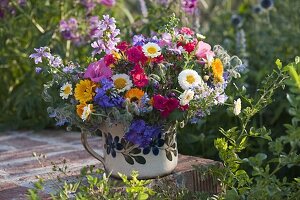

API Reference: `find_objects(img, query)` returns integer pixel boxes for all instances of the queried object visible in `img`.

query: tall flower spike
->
[91,15,120,55]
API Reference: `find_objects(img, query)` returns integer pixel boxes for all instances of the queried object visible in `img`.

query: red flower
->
[153,95,167,110]
[179,27,194,35]
[152,54,164,63]
[153,95,180,118]
[126,46,148,64]
[116,41,129,52]
[183,41,197,53]
[179,104,189,111]
[130,65,149,88]
[104,54,116,66]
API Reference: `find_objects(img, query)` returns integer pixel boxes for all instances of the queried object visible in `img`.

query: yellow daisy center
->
[147,46,157,54]
[186,75,196,84]
[64,86,71,95]
[114,78,127,89]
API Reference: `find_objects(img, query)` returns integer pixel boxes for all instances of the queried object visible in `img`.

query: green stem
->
[11,1,45,33]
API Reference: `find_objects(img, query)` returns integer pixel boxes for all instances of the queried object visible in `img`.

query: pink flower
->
[179,27,194,35]
[84,58,112,82]
[98,0,116,7]
[153,95,180,118]
[130,65,149,88]
[126,46,148,64]
[195,41,215,60]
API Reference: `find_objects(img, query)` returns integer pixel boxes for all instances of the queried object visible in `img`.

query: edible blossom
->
[74,79,97,103]
[142,42,161,58]
[81,104,94,121]
[125,88,145,102]
[178,69,203,90]
[211,58,224,83]
[179,89,194,106]
[233,98,241,116]
[60,82,73,99]
[112,74,133,93]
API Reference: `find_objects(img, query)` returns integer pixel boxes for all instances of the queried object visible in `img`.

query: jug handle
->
[81,131,105,165]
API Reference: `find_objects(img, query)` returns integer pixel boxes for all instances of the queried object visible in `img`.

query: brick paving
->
[0,130,221,200]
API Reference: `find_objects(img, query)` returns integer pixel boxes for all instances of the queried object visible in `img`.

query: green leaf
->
[137,193,149,200]
[224,189,239,200]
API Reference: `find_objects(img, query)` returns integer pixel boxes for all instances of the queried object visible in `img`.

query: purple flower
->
[59,18,79,41]
[29,47,51,64]
[80,0,96,13]
[94,78,124,108]
[89,16,100,37]
[132,34,145,46]
[49,56,62,67]
[35,67,42,74]
[98,0,116,7]
[90,15,120,55]
[124,120,162,148]
[214,94,228,105]
[181,0,198,14]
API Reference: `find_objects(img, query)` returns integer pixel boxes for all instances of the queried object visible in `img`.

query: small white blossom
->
[233,98,241,116]
[179,89,194,106]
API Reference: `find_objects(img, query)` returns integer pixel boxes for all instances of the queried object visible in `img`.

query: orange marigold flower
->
[125,88,145,102]
[211,58,224,83]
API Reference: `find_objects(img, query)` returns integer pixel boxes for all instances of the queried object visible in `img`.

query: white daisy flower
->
[233,98,241,116]
[142,42,161,58]
[178,69,203,90]
[60,82,73,99]
[81,104,93,121]
[112,74,133,93]
[179,89,195,106]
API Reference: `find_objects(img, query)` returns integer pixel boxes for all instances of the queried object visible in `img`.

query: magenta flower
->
[195,41,215,60]
[98,0,116,7]
[181,0,198,14]
[153,95,179,118]
[84,58,112,82]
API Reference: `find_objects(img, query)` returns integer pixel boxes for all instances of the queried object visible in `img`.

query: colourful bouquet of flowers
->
[30,15,242,148]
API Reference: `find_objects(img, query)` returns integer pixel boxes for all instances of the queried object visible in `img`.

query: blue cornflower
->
[94,78,124,108]
[124,120,162,148]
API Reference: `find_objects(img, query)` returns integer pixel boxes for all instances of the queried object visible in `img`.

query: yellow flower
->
[74,79,97,103]
[211,58,224,83]
[112,50,121,60]
[125,88,145,102]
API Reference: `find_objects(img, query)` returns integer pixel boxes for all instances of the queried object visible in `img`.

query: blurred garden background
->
[1,0,300,199]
